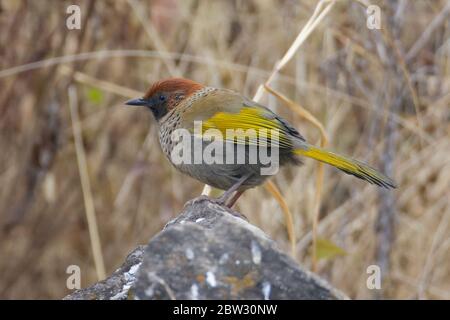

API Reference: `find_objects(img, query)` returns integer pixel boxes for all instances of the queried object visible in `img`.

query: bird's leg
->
[215,173,252,206]
[226,190,244,208]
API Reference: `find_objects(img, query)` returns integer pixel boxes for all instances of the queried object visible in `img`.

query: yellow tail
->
[295,146,396,189]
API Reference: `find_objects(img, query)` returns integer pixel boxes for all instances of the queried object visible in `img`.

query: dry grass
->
[0,0,449,299]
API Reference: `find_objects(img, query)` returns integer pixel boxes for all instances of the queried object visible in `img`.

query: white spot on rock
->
[110,284,131,300]
[251,241,262,265]
[144,286,154,298]
[195,218,205,223]
[110,262,142,300]
[262,282,271,300]
[190,284,199,300]
[124,262,141,282]
[206,271,217,287]
[219,253,229,264]
[185,248,194,260]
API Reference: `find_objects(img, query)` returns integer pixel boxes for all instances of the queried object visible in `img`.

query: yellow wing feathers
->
[201,107,294,148]
[295,146,396,188]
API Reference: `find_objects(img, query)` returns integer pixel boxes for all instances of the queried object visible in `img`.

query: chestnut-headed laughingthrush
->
[126,78,396,207]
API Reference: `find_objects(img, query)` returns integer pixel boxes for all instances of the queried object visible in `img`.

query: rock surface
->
[64,197,347,300]
[64,246,144,300]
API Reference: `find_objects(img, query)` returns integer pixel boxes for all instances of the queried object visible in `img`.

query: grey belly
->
[176,161,269,191]
[166,137,293,191]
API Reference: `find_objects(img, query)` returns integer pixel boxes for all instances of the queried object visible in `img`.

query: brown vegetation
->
[0,0,449,299]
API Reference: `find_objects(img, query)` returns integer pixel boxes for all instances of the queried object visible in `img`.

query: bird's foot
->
[185,195,212,206]
[186,195,248,221]
[210,197,249,221]
[186,195,230,207]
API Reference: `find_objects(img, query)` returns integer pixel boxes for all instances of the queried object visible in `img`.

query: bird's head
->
[125,78,203,121]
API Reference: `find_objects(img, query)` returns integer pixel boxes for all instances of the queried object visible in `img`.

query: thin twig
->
[253,0,336,101]
[263,85,329,271]
[60,66,142,98]
[126,0,180,77]
[417,198,450,299]
[265,181,296,257]
[68,85,106,281]
[406,1,450,62]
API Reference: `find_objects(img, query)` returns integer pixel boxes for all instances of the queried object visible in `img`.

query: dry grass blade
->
[406,1,450,62]
[256,0,335,270]
[263,85,329,271]
[265,181,296,257]
[60,66,142,98]
[254,0,336,101]
[126,0,180,77]
[68,86,106,281]
[263,85,328,140]
[417,198,450,298]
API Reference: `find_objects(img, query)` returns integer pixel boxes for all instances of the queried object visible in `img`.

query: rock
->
[63,246,144,300]
[64,197,347,300]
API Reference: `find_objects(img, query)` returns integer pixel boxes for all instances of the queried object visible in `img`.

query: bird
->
[126,78,396,207]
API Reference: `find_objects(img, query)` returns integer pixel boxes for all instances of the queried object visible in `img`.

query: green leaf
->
[315,238,347,260]
[86,87,104,104]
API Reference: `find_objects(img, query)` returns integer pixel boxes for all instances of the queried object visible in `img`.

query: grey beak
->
[125,98,147,106]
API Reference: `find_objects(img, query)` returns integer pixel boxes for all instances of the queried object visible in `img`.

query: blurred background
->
[0,0,449,299]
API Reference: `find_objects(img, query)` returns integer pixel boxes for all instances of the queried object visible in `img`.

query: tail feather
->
[294,146,397,189]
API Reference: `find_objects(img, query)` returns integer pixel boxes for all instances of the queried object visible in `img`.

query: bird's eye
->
[159,95,166,102]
